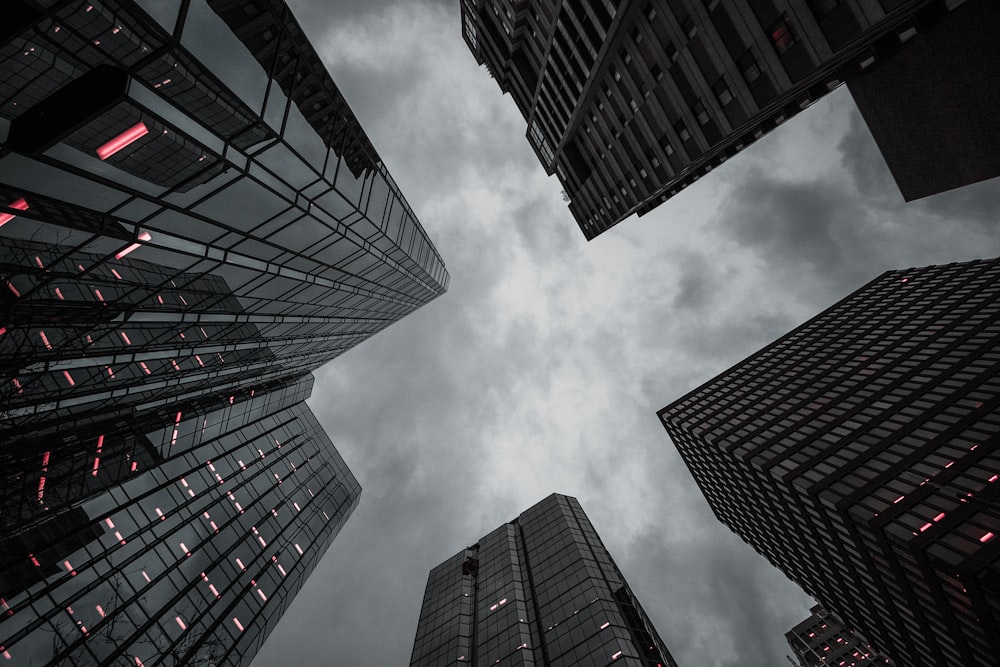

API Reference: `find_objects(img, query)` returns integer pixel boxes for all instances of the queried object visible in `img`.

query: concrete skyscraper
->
[461,0,999,239]
[0,0,448,664]
[659,259,1000,667]
[410,493,677,667]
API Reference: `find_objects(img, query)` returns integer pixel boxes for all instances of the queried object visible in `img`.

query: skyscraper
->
[460,0,996,239]
[1,0,448,664]
[410,493,677,667]
[659,258,1000,667]
[786,604,893,667]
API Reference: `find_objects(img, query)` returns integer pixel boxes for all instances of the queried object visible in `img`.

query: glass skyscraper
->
[410,494,677,667]
[659,258,1000,667]
[1,0,448,664]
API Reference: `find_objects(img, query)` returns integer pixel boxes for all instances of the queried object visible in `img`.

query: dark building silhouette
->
[786,604,893,667]
[461,0,997,239]
[410,493,678,667]
[0,0,448,664]
[659,259,1000,667]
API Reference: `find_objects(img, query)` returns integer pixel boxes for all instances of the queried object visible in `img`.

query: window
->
[737,49,761,83]
[712,76,733,106]
[693,99,710,125]
[666,42,679,62]
[630,27,643,44]
[681,15,697,39]
[651,63,664,81]
[645,4,657,20]
[770,16,796,54]
[658,134,675,155]
[673,119,691,142]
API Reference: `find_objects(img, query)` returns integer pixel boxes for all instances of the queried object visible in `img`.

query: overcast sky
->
[252,2,1000,666]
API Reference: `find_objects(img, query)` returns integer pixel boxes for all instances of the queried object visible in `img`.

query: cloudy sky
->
[252,2,1000,666]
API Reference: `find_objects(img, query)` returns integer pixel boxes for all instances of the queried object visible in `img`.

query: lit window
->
[770,17,796,54]
[0,197,29,228]
[96,122,149,160]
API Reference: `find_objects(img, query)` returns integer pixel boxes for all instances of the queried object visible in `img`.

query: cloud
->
[254,5,1000,667]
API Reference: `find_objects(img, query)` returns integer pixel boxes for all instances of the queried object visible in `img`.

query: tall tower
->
[0,0,448,664]
[659,259,1000,667]
[460,0,997,239]
[410,493,678,667]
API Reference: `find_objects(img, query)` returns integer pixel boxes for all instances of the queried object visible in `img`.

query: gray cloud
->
[253,5,1000,667]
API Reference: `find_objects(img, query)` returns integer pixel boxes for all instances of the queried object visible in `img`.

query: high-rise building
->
[409,493,677,667]
[0,0,449,664]
[460,0,997,239]
[786,604,893,667]
[658,258,1000,667]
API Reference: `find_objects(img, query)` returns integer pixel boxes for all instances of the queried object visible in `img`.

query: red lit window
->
[0,197,29,228]
[96,122,149,160]
[770,17,795,54]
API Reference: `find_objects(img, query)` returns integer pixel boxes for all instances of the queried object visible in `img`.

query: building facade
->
[786,604,893,667]
[410,493,677,667]
[1,0,449,664]
[659,259,1000,667]
[460,0,989,239]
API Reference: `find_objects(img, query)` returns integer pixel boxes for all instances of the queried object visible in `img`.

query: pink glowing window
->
[55,287,65,300]
[611,651,623,660]
[0,197,29,228]
[62,370,76,386]
[294,543,303,555]
[981,532,995,543]
[233,617,244,632]
[39,331,52,349]
[139,362,150,375]
[174,616,186,630]
[96,122,149,160]
[600,621,610,630]
[6,281,21,297]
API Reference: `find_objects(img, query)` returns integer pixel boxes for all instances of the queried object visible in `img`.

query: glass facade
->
[410,494,678,667]
[659,258,1000,667]
[1,0,448,664]
[460,0,972,239]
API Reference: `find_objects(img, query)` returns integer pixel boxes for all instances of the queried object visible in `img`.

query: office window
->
[737,49,762,83]
[712,76,733,106]
[770,16,796,54]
